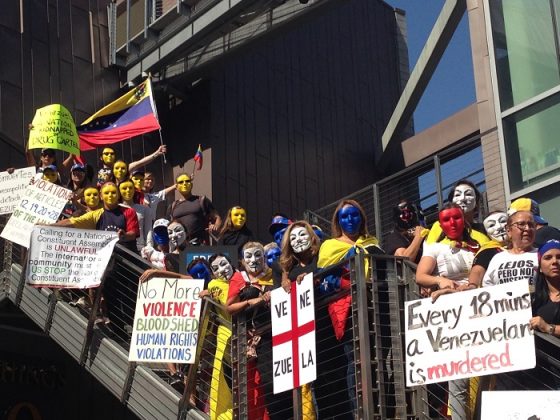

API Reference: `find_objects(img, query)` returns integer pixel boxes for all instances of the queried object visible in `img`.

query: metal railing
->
[305,136,487,246]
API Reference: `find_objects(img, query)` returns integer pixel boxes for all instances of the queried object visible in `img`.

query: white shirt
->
[482,249,538,287]
[422,241,475,284]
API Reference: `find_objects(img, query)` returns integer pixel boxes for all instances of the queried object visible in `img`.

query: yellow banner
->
[28,104,80,156]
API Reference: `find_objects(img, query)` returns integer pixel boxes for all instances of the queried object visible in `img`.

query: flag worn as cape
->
[194,144,203,170]
[77,78,160,151]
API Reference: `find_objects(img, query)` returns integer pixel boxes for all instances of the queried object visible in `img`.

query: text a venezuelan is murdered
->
[129,277,204,364]
[405,280,535,386]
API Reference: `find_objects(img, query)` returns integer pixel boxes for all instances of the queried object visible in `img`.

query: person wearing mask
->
[218,206,254,252]
[384,200,427,263]
[119,179,153,250]
[169,173,221,245]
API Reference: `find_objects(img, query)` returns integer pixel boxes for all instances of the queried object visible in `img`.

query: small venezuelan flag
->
[77,78,161,151]
[194,144,203,170]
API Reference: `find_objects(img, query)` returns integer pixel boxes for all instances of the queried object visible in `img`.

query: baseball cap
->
[42,164,57,172]
[41,148,55,155]
[131,169,145,176]
[71,163,86,172]
[268,215,292,235]
[508,197,548,225]
[152,219,170,245]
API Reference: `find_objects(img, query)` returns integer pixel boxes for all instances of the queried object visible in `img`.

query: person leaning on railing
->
[529,240,560,389]
[316,199,384,417]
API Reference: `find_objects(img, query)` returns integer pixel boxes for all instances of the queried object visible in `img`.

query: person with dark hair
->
[426,179,490,245]
[218,206,254,252]
[416,203,482,420]
[169,173,221,245]
[384,200,427,263]
[142,171,176,213]
[226,241,274,419]
[317,199,383,416]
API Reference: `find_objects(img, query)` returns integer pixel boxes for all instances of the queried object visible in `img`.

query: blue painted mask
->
[338,206,362,235]
[188,262,212,284]
[266,247,281,267]
[273,227,287,247]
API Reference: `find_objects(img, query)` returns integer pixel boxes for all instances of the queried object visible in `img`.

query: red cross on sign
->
[270,273,317,394]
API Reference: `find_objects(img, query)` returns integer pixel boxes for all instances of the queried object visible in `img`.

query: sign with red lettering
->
[271,272,316,394]
[405,280,535,386]
[129,277,204,363]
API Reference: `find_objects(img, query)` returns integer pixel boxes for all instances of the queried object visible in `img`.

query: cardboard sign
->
[405,281,535,386]
[129,278,204,364]
[28,104,80,155]
[26,226,118,288]
[0,167,36,215]
[482,391,560,420]
[271,272,316,394]
[0,180,73,248]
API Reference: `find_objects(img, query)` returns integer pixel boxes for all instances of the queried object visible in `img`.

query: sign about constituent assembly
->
[26,226,118,288]
[129,278,204,364]
[0,167,36,215]
[405,280,535,386]
[0,180,73,248]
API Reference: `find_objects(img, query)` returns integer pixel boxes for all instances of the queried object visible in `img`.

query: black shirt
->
[384,230,422,263]
[472,247,501,270]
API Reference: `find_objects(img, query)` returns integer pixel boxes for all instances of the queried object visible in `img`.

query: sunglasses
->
[41,152,55,157]
[177,180,192,184]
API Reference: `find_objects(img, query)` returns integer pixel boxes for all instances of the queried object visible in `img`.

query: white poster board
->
[482,391,560,420]
[129,278,204,364]
[405,281,535,386]
[0,167,36,215]
[26,226,118,288]
[0,180,72,248]
[271,272,316,394]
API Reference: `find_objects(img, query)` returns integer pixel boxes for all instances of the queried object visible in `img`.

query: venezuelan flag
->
[77,78,161,151]
[194,144,203,170]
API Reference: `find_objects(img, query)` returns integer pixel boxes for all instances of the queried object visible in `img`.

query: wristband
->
[549,324,556,335]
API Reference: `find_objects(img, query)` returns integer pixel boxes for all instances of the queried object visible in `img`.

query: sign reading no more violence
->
[271,272,317,394]
[405,280,535,386]
[129,277,204,364]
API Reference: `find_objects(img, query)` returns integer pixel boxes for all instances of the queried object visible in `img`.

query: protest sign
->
[405,281,535,386]
[28,104,80,155]
[271,272,316,394]
[0,167,36,215]
[0,180,73,248]
[26,226,118,288]
[129,278,204,364]
[482,391,560,420]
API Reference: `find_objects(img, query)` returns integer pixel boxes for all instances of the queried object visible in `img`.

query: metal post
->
[434,155,444,210]
[292,387,303,420]
[231,311,248,419]
[351,254,375,419]
[373,183,382,238]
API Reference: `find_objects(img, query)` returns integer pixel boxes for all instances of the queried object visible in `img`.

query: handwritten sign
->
[0,167,36,215]
[26,226,118,288]
[28,104,80,155]
[0,180,73,248]
[271,272,316,394]
[405,281,535,386]
[129,278,204,364]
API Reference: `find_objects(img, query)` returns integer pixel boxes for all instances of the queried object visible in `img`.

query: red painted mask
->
[439,207,464,240]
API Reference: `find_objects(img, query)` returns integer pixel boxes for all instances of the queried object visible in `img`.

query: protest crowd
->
[3,139,560,420]
[2,89,560,419]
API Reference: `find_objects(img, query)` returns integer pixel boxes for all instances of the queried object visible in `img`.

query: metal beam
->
[381,0,467,151]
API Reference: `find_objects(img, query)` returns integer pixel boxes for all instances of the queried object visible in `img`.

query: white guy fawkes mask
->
[483,212,508,243]
[243,247,265,275]
[168,222,186,252]
[289,226,312,254]
[452,184,476,213]
[211,256,234,281]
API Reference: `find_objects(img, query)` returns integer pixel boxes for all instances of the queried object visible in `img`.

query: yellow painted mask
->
[131,173,145,190]
[83,187,100,208]
[101,148,116,166]
[101,184,119,207]
[119,181,135,202]
[42,169,58,184]
[113,161,128,182]
[231,207,246,229]
[176,174,193,195]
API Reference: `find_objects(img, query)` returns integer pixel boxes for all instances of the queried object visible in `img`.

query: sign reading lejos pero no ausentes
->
[405,280,535,386]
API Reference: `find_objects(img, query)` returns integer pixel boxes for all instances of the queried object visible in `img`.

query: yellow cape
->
[426,221,491,247]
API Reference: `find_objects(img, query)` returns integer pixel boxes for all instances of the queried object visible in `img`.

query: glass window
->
[490,0,560,110]
[519,181,560,228]
[503,92,560,192]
